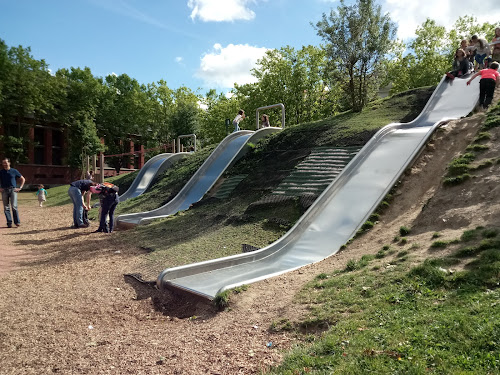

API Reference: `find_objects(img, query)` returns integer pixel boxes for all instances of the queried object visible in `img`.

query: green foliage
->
[443,173,471,186]
[314,0,397,111]
[279,241,500,374]
[399,226,411,236]
[432,232,441,239]
[466,144,489,152]
[461,229,478,242]
[431,240,450,248]
[385,16,500,95]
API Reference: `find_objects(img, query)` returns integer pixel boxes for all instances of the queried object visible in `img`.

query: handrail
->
[256,103,285,129]
[176,134,197,153]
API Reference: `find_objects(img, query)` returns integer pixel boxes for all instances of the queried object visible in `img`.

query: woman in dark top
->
[446,49,470,80]
[68,179,95,228]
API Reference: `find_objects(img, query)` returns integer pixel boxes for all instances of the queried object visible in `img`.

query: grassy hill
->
[39,86,500,374]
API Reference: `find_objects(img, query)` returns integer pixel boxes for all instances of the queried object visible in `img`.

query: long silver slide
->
[157,76,480,300]
[118,153,189,202]
[116,127,281,225]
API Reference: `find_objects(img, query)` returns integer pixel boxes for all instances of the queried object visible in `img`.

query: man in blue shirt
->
[0,157,25,228]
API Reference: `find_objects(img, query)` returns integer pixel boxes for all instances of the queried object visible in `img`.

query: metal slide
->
[118,153,189,202]
[116,127,281,225]
[157,76,480,300]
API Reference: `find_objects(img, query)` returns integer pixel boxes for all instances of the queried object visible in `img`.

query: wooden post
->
[99,152,105,183]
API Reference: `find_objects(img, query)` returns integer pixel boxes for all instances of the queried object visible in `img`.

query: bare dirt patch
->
[1,102,499,374]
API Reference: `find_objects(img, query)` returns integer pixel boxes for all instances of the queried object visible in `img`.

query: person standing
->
[232,110,246,132]
[36,184,48,207]
[0,157,25,228]
[67,179,95,228]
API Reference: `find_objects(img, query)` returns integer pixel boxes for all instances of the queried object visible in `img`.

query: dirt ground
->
[0,110,499,374]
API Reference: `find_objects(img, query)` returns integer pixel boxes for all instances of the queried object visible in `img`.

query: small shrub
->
[399,237,408,245]
[361,221,374,231]
[408,260,447,288]
[461,229,478,242]
[393,235,400,243]
[447,163,469,176]
[316,273,328,280]
[474,131,491,142]
[443,174,471,186]
[466,144,489,152]
[482,228,499,238]
[410,243,420,249]
[399,226,411,236]
[432,232,441,239]
[375,250,386,259]
[431,240,449,248]
[382,244,391,250]
[397,250,409,258]
[369,213,380,222]
[345,259,358,272]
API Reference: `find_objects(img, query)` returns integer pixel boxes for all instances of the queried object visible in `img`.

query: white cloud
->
[188,0,256,22]
[195,43,269,88]
[175,56,184,63]
[382,0,500,40]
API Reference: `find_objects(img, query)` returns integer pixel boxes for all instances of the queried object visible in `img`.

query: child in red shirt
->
[467,61,500,109]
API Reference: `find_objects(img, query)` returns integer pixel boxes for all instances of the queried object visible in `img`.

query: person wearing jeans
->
[0,157,25,228]
[67,179,94,228]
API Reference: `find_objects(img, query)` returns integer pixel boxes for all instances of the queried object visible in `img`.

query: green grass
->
[268,235,500,375]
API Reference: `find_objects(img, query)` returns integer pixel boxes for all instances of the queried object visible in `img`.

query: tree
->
[314,0,396,111]
[56,67,104,169]
[199,89,241,144]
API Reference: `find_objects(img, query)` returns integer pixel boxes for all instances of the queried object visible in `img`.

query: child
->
[232,110,245,132]
[466,61,500,110]
[492,28,500,62]
[446,49,469,80]
[94,183,119,233]
[36,184,47,207]
[260,114,270,128]
[471,35,491,71]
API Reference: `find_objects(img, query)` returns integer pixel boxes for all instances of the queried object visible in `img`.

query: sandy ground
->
[0,109,499,374]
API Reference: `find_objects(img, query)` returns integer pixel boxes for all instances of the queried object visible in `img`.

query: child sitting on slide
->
[446,49,470,80]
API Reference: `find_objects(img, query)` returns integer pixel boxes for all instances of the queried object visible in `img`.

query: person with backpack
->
[93,182,119,233]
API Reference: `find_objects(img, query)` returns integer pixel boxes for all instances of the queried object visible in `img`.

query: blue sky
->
[1,0,499,94]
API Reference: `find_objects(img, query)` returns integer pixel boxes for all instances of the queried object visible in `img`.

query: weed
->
[345,259,358,272]
[382,244,391,250]
[431,240,449,248]
[461,229,478,242]
[399,237,408,245]
[466,144,489,152]
[316,273,328,280]
[393,235,400,243]
[214,290,231,310]
[397,250,408,258]
[432,232,441,239]
[482,228,498,238]
[474,131,491,142]
[399,226,411,236]
[361,221,374,231]
[270,318,294,332]
[410,243,420,249]
[375,250,386,259]
[443,174,471,186]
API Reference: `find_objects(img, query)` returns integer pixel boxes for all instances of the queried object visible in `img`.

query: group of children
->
[447,28,500,110]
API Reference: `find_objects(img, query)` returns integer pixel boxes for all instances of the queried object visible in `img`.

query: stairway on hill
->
[271,146,361,198]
